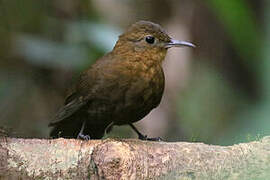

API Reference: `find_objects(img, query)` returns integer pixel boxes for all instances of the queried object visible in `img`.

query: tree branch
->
[0,137,270,179]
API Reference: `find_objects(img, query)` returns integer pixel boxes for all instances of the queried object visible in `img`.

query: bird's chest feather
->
[122,60,165,112]
[105,60,165,124]
[87,58,165,124]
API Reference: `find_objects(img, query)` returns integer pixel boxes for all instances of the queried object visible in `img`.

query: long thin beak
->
[165,39,195,48]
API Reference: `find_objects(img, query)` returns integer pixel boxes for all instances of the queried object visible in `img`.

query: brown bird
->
[49,21,194,140]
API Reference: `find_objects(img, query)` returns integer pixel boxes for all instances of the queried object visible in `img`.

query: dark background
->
[0,0,268,145]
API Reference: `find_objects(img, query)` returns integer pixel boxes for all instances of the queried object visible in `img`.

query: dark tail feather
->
[49,118,109,139]
[49,121,81,139]
[83,123,108,139]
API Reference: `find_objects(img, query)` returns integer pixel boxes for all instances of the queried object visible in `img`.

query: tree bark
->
[0,137,270,179]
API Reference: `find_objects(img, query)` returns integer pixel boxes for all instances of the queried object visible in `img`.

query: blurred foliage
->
[207,0,262,66]
[177,62,249,143]
[178,0,269,145]
[207,0,270,145]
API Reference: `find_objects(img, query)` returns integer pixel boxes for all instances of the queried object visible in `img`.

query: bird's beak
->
[165,39,195,48]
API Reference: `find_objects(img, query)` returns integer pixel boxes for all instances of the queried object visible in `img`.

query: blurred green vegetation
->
[207,0,262,66]
[177,0,268,145]
[0,0,268,145]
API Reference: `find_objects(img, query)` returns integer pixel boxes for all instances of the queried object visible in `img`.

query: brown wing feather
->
[49,95,86,126]
[48,54,110,126]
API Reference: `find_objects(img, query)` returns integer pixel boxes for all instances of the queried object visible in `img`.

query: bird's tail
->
[49,117,109,139]
[49,118,81,139]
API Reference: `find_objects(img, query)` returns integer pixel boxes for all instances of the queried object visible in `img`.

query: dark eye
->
[145,36,155,44]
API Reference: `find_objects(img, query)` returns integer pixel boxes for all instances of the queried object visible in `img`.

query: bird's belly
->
[87,93,158,125]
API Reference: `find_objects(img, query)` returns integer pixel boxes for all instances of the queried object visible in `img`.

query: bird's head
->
[113,21,195,64]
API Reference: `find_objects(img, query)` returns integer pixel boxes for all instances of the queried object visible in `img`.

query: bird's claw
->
[147,137,163,141]
[138,134,162,141]
[77,134,91,140]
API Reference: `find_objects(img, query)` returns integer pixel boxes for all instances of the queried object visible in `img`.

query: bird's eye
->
[145,36,155,44]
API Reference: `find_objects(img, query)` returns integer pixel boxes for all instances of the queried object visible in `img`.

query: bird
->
[49,20,195,141]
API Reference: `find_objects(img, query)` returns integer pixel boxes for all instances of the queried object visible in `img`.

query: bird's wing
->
[49,55,111,126]
[49,94,87,126]
[49,67,96,126]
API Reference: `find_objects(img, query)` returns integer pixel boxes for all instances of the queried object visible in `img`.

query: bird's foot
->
[129,123,162,141]
[138,134,162,141]
[77,133,91,140]
[76,121,90,140]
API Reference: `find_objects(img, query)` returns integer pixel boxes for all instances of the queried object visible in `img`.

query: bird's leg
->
[129,123,146,139]
[104,122,114,137]
[129,123,162,141]
[77,121,91,140]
